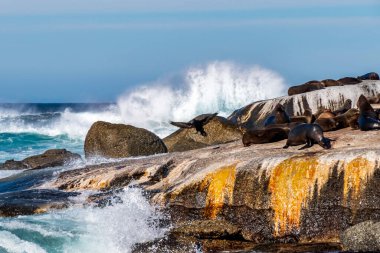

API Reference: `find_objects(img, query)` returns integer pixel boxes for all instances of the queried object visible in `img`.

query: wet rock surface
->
[163,116,242,152]
[0,189,80,217]
[84,121,168,158]
[0,159,28,170]
[0,149,81,170]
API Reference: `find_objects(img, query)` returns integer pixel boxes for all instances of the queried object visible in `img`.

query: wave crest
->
[118,61,286,136]
[0,62,286,139]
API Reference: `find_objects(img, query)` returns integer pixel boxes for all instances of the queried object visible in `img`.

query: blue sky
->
[0,0,379,102]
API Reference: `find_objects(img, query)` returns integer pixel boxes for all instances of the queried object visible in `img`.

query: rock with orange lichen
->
[54,127,380,249]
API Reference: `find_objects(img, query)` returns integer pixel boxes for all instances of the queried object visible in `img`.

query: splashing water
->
[0,61,286,161]
[117,61,286,136]
[0,187,168,253]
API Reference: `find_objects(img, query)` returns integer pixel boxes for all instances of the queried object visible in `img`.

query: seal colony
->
[168,72,380,151]
[287,72,379,96]
[238,72,380,150]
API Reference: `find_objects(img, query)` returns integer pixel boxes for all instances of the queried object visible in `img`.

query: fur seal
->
[170,113,218,136]
[264,104,290,127]
[283,123,331,150]
[367,94,380,104]
[290,109,315,124]
[242,127,289,146]
[337,77,362,85]
[317,109,335,119]
[334,108,360,129]
[357,72,380,80]
[315,118,339,132]
[356,95,380,131]
[333,99,352,115]
[321,79,343,87]
[288,80,325,96]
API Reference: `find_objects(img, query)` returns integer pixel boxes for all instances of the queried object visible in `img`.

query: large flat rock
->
[53,127,380,244]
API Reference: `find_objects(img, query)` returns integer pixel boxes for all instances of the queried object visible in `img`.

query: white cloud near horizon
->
[0,0,378,15]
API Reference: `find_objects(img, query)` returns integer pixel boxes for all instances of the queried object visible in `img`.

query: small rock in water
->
[0,159,28,170]
[0,149,81,171]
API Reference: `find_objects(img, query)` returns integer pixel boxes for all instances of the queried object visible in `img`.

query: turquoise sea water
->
[0,104,168,253]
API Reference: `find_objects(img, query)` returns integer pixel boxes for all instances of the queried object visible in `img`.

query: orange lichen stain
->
[200,163,237,219]
[269,157,328,236]
[343,157,374,205]
[79,176,111,190]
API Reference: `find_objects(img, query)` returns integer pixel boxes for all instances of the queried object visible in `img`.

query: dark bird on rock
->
[170,113,218,136]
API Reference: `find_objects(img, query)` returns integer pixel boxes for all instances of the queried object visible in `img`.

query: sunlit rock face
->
[228,80,380,128]
[55,127,380,244]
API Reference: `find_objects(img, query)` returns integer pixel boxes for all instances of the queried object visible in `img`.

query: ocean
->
[0,62,287,252]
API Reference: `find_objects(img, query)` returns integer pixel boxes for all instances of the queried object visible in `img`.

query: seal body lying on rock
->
[334,108,360,129]
[357,95,380,131]
[333,99,352,115]
[264,104,290,126]
[288,80,324,96]
[337,77,362,85]
[242,127,289,146]
[357,72,380,80]
[290,109,315,124]
[170,113,218,136]
[317,109,335,119]
[283,124,331,150]
[315,118,338,132]
[321,79,342,87]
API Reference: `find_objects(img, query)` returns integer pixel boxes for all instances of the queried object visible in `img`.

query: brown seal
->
[357,95,380,130]
[333,99,352,115]
[337,77,362,85]
[334,108,360,129]
[315,118,338,132]
[242,127,289,146]
[357,72,380,80]
[321,79,343,87]
[367,94,380,104]
[317,109,336,119]
[283,123,331,150]
[263,104,290,126]
[290,109,315,124]
[288,80,325,96]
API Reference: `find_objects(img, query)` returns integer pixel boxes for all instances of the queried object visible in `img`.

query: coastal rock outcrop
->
[0,149,81,170]
[163,116,242,152]
[54,127,380,250]
[229,80,380,128]
[84,121,168,158]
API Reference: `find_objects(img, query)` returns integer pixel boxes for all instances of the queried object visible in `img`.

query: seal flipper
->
[283,144,289,149]
[299,141,313,150]
[200,129,207,136]
[170,121,193,129]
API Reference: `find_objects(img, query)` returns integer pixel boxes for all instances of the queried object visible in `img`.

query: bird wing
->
[170,121,193,129]
[196,113,218,125]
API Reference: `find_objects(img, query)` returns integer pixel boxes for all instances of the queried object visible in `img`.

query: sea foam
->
[0,61,286,140]
[0,187,167,253]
